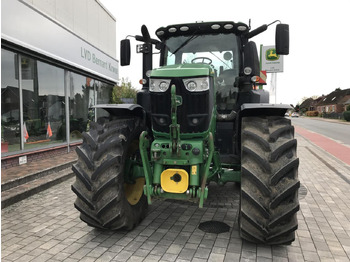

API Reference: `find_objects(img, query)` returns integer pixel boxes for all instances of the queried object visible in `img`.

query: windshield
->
[164,33,240,78]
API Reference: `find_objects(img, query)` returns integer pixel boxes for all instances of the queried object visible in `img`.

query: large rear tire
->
[72,117,148,230]
[240,116,299,245]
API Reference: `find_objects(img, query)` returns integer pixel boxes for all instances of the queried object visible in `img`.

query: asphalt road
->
[291,117,350,146]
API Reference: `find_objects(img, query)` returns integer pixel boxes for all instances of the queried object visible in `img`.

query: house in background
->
[344,98,350,111]
[299,98,314,112]
[299,96,324,112]
[316,88,350,114]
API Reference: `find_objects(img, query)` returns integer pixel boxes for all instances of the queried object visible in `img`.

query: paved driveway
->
[2,133,350,262]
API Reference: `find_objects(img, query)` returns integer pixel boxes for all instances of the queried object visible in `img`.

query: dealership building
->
[1,0,119,168]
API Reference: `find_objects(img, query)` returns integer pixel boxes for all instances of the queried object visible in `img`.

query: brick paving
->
[2,133,350,261]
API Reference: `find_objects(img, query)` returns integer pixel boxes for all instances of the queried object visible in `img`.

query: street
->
[291,118,350,146]
[2,119,350,262]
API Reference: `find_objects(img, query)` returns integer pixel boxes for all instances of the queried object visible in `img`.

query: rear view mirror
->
[120,39,131,66]
[276,24,289,55]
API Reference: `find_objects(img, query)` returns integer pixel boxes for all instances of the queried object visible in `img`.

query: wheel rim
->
[124,178,145,205]
[124,138,145,206]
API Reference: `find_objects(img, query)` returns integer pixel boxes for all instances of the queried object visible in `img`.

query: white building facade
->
[1,0,119,165]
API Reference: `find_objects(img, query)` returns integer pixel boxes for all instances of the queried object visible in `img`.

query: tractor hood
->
[149,63,215,136]
[150,64,214,78]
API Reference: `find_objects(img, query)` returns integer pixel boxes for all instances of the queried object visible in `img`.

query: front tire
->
[72,117,148,230]
[240,116,299,245]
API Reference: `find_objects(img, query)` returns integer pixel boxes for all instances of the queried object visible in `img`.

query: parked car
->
[292,112,299,117]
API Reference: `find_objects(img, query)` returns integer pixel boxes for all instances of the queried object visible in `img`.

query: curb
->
[1,164,75,209]
[1,160,76,192]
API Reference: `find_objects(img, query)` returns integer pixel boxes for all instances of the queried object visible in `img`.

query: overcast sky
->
[100,0,350,106]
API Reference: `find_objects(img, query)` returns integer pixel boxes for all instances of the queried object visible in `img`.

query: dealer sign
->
[260,45,284,73]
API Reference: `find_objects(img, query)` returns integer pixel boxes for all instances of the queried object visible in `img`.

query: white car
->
[291,112,299,117]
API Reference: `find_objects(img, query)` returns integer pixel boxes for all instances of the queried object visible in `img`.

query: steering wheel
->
[191,57,212,65]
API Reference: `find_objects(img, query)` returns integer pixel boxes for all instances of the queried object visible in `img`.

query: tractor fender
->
[240,103,291,118]
[94,104,146,120]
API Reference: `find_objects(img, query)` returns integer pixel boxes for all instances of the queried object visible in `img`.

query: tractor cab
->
[156,22,246,114]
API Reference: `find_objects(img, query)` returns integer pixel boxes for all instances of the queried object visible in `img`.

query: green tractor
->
[72,20,299,245]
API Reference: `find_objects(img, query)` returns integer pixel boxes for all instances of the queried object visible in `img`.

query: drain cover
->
[198,220,230,234]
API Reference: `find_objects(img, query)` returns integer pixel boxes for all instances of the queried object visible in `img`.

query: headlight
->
[244,67,252,75]
[183,77,210,92]
[150,79,171,92]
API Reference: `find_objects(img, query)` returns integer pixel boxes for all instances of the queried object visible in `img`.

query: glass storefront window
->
[21,57,65,149]
[1,48,116,156]
[1,50,20,153]
[96,81,113,119]
[69,73,95,141]
[97,81,113,104]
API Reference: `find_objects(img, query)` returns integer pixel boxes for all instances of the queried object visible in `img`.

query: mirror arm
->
[247,24,268,39]
[247,20,282,39]
[267,20,281,27]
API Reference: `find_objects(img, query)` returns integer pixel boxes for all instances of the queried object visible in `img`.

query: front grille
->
[150,78,213,134]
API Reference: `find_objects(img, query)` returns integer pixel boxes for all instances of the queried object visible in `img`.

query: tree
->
[112,78,137,104]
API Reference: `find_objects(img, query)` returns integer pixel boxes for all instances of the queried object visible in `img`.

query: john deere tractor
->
[72,20,299,245]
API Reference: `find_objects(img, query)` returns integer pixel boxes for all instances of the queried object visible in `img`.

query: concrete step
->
[1,164,75,209]
[1,160,76,192]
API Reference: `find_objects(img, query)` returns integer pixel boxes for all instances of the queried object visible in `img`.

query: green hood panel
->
[151,64,214,78]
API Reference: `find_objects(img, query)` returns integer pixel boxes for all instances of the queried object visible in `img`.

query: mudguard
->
[240,103,291,118]
[94,104,146,120]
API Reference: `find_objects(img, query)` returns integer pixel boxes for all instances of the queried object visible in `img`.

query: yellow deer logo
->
[266,48,279,61]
